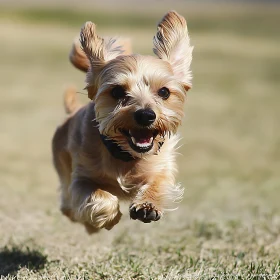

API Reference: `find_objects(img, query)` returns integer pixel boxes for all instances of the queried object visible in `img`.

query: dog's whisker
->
[76,91,87,96]
[91,123,99,129]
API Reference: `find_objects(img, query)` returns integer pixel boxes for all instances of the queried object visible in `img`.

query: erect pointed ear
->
[153,11,193,90]
[80,22,124,99]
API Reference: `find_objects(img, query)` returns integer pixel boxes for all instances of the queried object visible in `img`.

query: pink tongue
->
[138,137,151,144]
[130,129,153,144]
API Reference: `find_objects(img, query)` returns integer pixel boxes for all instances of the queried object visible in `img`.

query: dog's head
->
[80,11,193,158]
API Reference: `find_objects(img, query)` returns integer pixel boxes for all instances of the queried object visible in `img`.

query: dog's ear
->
[80,22,124,99]
[153,11,193,90]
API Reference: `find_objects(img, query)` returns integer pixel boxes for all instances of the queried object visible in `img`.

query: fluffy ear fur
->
[80,22,125,99]
[153,11,193,90]
[69,38,90,73]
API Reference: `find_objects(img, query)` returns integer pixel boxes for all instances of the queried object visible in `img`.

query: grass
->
[1,5,280,39]
[0,245,48,276]
[0,3,280,279]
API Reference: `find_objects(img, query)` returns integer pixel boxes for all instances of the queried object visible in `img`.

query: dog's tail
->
[64,86,80,114]
[69,37,132,73]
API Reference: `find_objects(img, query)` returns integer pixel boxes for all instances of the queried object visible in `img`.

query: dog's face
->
[81,11,193,158]
[94,55,186,157]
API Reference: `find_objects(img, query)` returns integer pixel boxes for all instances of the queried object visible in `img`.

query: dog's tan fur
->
[52,11,193,233]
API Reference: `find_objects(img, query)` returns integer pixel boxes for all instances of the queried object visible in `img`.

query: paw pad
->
[129,202,161,223]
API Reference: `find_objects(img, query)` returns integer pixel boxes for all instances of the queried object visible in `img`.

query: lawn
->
[0,3,279,279]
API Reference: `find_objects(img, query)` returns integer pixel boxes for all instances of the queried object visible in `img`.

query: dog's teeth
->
[135,142,150,148]
[130,135,154,149]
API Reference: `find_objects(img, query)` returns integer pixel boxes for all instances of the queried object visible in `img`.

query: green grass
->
[0,8,157,28]
[0,245,48,277]
[0,4,280,279]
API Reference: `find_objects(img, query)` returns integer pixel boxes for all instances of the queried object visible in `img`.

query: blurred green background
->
[0,1,279,279]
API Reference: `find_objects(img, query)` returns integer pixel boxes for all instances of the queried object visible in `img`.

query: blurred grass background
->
[0,1,279,279]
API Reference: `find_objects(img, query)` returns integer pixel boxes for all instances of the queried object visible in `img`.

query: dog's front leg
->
[70,177,122,232]
[129,183,164,223]
[129,175,183,224]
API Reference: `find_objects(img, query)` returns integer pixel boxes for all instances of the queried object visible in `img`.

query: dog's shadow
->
[0,245,48,276]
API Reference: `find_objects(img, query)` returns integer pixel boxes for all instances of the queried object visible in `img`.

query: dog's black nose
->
[134,109,156,126]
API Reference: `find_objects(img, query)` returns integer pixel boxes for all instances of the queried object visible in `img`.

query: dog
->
[52,11,193,234]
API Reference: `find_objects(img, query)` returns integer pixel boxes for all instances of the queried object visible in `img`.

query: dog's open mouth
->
[121,128,158,153]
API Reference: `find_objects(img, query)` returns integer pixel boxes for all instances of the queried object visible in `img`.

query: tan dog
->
[52,11,193,234]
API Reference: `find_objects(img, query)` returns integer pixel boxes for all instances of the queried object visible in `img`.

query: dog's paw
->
[129,202,161,223]
[104,210,122,230]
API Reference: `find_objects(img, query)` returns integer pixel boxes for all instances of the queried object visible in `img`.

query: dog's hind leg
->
[52,123,75,221]
[53,149,75,221]
[57,151,74,221]
[70,177,122,231]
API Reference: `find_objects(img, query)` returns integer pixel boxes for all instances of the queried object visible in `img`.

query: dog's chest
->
[103,161,146,195]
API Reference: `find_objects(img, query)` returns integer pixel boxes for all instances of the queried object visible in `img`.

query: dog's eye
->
[158,87,170,100]
[111,86,126,99]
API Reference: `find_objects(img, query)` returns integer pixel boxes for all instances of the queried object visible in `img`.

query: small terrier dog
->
[52,11,193,233]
